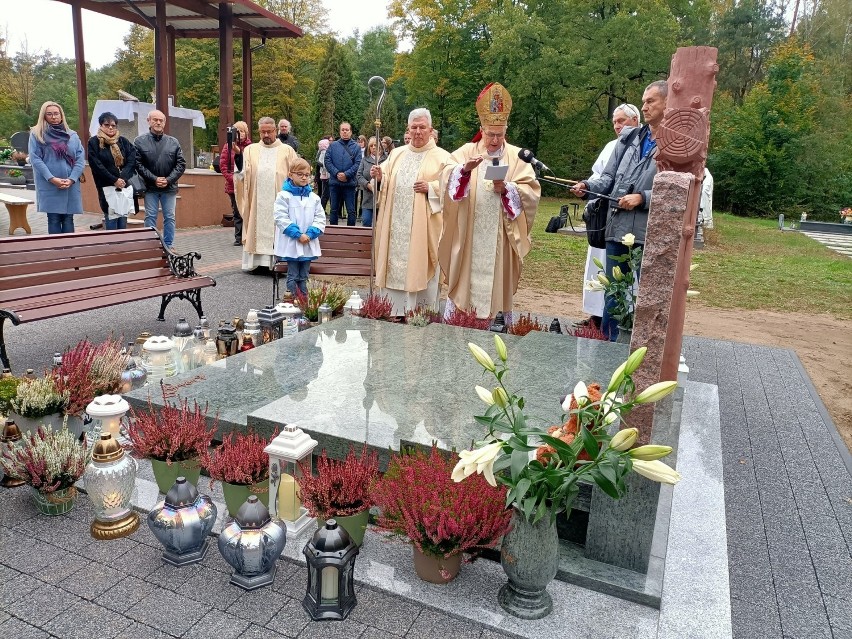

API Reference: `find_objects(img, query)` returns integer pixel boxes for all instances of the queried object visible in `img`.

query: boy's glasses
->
[292,172,312,178]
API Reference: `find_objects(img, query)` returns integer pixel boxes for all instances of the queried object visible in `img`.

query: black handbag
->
[582,197,608,249]
[128,173,147,197]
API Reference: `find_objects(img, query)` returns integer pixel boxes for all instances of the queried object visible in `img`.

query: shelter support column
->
[218,2,235,149]
[242,32,252,127]
[167,27,177,104]
[71,4,89,150]
[154,0,170,132]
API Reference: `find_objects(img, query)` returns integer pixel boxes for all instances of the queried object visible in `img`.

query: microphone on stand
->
[517,149,551,174]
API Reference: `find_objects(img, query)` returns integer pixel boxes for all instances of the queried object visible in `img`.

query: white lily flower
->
[612,265,624,281]
[629,445,673,461]
[624,347,647,375]
[475,385,495,406]
[573,381,589,407]
[634,381,679,404]
[607,362,627,393]
[610,428,638,451]
[561,394,574,412]
[585,279,605,292]
[592,257,604,270]
[687,290,700,297]
[597,273,610,286]
[494,335,508,362]
[632,459,681,484]
[492,387,509,408]
[451,441,503,487]
[468,342,496,372]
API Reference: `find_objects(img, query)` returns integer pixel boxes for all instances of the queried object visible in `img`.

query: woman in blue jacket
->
[28,101,85,234]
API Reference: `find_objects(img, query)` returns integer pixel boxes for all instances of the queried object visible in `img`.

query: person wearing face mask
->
[134,109,186,248]
[28,101,85,234]
[439,83,540,320]
[237,116,297,271]
[369,109,450,316]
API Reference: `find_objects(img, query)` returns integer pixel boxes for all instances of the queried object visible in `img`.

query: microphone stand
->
[367,75,387,296]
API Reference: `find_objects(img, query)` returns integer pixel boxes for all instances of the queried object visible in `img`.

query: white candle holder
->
[264,424,318,537]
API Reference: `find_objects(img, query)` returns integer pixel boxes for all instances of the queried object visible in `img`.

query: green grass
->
[523,201,852,320]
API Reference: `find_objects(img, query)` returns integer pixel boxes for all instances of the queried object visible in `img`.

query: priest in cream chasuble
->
[439,83,540,318]
[237,117,296,271]
[372,108,451,316]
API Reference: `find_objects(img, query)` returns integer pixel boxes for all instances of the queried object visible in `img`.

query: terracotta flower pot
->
[412,547,462,584]
[150,457,202,494]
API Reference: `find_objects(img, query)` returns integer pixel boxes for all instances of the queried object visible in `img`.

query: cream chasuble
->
[237,140,295,270]
[374,140,450,315]
[439,141,540,317]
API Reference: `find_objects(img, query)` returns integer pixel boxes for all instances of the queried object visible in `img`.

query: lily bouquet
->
[585,233,642,331]
[453,335,681,524]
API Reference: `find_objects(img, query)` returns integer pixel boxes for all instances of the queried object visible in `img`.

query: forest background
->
[1,0,850,220]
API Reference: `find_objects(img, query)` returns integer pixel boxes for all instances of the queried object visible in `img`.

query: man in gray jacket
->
[134,110,186,248]
[572,80,667,340]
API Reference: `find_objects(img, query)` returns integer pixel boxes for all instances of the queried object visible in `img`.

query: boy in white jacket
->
[273,158,327,296]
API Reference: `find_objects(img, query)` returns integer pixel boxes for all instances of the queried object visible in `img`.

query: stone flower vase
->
[498,507,559,619]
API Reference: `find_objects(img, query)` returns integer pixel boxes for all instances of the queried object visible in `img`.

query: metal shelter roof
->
[57,0,303,39]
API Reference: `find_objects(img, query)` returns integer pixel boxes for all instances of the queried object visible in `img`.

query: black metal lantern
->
[489,311,508,333]
[549,318,562,334]
[302,519,358,621]
[215,323,239,358]
[257,305,285,343]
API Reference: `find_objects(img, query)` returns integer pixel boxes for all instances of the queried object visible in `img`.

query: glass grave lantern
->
[217,495,287,591]
[147,476,218,566]
[257,305,285,343]
[142,336,177,385]
[302,519,358,621]
[0,420,25,488]
[275,302,301,338]
[84,433,140,540]
[342,292,363,318]
[318,304,333,324]
[85,395,129,440]
[215,323,239,358]
[172,317,195,374]
[264,424,317,536]
[191,325,207,368]
[243,310,261,348]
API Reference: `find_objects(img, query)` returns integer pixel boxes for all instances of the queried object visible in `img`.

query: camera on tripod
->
[226,125,241,145]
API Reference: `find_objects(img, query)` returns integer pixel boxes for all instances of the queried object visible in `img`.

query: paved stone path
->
[799,231,852,259]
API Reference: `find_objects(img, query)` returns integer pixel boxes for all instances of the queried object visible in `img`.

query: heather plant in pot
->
[203,430,274,515]
[9,374,69,433]
[373,445,512,584]
[297,444,379,545]
[125,389,217,493]
[0,424,91,515]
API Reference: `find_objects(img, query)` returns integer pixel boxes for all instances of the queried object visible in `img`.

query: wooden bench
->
[0,192,34,235]
[0,227,216,369]
[271,225,373,304]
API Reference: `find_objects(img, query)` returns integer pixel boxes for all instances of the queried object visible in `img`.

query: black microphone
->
[517,148,551,174]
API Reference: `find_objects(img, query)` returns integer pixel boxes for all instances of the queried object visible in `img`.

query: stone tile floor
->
[799,230,852,258]
[0,488,514,639]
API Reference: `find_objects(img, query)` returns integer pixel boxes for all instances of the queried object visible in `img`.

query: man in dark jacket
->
[277,119,300,153]
[134,109,186,248]
[324,122,362,226]
[572,80,668,340]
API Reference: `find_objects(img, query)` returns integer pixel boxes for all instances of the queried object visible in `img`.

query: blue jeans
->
[329,185,356,226]
[286,259,311,296]
[601,239,642,341]
[143,191,177,246]
[105,214,128,230]
[361,208,373,227]
[46,213,74,234]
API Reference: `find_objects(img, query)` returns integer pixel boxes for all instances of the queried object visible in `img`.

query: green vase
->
[221,479,270,516]
[150,457,202,494]
[318,509,369,546]
[31,486,76,516]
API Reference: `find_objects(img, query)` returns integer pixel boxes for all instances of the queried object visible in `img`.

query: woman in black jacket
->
[87,111,138,230]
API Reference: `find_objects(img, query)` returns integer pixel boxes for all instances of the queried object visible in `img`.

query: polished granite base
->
[125,318,720,610]
[122,379,729,638]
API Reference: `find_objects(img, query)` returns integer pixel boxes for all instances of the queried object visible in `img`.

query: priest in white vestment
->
[370,108,450,316]
[439,83,540,319]
[237,116,296,271]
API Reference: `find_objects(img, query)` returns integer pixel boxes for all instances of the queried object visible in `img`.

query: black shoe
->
[233,240,241,246]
